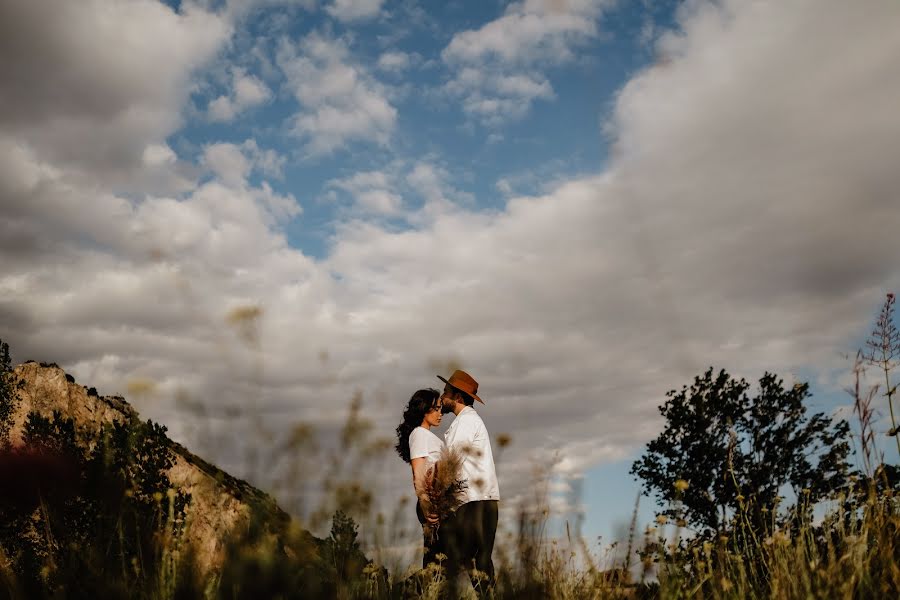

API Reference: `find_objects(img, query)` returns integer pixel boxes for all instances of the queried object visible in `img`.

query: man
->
[438,369,499,590]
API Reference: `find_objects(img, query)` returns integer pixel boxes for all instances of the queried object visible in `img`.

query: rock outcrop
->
[8,361,295,580]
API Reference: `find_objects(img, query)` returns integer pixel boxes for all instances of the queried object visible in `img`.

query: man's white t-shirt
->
[444,406,500,503]
[409,426,444,466]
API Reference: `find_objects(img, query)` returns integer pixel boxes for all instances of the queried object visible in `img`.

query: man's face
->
[440,385,455,414]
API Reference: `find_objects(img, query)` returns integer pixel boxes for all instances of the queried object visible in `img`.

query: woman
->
[395,388,445,567]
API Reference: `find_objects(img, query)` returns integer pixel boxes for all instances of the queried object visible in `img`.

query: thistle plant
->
[862,292,900,455]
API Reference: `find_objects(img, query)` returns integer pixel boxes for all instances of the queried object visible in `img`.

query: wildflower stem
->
[881,364,900,455]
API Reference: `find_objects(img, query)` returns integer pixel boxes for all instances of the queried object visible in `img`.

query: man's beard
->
[441,404,453,415]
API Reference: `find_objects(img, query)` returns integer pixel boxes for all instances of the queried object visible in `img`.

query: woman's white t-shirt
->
[409,426,444,466]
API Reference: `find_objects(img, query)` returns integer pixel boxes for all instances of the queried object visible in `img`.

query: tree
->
[326,510,365,581]
[0,405,192,597]
[631,368,851,535]
[0,339,22,449]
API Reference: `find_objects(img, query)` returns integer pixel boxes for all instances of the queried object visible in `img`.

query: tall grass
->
[2,289,900,600]
[3,396,896,599]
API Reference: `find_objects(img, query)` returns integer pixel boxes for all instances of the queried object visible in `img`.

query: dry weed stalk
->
[847,350,882,476]
[420,445,467,545]
[862,292,900,455]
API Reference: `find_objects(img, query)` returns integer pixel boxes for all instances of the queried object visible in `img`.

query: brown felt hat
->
[437,370,484,404]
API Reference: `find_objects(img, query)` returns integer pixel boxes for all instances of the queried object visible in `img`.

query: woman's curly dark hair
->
[395,388,440,463]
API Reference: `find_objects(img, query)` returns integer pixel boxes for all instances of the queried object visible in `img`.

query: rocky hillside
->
[7,361,301,581]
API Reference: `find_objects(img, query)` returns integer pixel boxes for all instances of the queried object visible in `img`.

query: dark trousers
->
[442,500,499,590]
[416,500,447,569]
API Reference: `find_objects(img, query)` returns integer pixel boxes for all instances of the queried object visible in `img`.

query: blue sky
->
[168,0,681,259]
[2,0,900,564]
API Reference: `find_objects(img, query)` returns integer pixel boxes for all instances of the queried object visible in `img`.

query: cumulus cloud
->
[243,139,288,180]
[403,161,476,222]
[203,140,287,186]
[325,0,385,23]
[277,32,397,154]
[445,68,555,124]
[207,68,273,122]
[325,160,478,219]
[441,0,608,124]
[142,144,178,168]
[376,50,413,73]
[0,0,229,185]
[326,170,403,215]
[2,0,900,541]
[203,143,252,186]
[443,0,607,66]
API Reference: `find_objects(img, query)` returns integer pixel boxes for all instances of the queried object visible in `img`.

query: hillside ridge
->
[9,361,298,579]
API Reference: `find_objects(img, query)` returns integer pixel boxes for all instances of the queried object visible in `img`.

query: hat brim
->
[437,375,484,404]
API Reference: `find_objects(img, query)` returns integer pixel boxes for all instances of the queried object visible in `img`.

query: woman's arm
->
[410,458,439,524]
[410,457,428,497]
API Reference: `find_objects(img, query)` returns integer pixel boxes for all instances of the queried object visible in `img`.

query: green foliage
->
[326,509,365,581]
[0,410,191,599]
[631,368,851,535]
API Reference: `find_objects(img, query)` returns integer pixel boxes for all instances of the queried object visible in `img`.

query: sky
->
[2,0,900,564]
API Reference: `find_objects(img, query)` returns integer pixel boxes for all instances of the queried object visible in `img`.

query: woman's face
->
[422,403,442,428]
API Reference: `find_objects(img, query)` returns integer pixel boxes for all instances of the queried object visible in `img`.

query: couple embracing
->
[394,370,499,589]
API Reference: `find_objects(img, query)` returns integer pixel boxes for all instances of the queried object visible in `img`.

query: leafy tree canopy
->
[631,368,851,535]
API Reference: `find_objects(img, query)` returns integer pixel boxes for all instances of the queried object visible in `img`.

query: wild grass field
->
[1,296,899,599]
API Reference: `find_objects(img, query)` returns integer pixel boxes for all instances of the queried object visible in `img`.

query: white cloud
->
[325,161,477,218]
[443,0,607,66]
[376,51,412,73]
[325,0,385,23]
[441,0,607,125]
[404,161,474,221]
[202,140,288,186]
[445,67,555,123]
[202,143,252,186]
[326,170,403,215]
[355,189,403,214]
[0,0,230,185]
[207,69,272,122]
[142,144,177,168]
[405,163,444,203]
[277,32,397,154]
[242,139,287,180]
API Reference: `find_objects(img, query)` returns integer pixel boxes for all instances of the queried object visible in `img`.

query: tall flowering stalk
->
[862,293,900,456]
[847,351,881,476]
